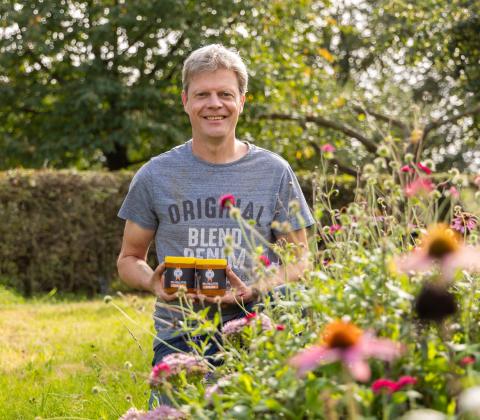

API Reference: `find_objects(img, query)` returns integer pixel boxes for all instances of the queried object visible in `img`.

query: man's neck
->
[191,137,248,164]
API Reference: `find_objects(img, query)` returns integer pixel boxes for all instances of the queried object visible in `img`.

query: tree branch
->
[423,103,480,139]
[307,140,358,176]
[259,112,378,154]
[351,104,409,135]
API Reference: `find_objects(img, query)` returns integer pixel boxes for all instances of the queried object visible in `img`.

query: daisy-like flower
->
[395,223,480,279]
[451,213,478,234]
[289,320,403,382]
[405,177,435,197]
[219,194,236,209]
[321,143,336,153]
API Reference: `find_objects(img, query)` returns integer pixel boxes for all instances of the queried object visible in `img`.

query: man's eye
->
[196,93,207,97]
[222,92,233,97]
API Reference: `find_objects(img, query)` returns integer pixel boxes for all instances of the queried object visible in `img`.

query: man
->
[117,44,314,389]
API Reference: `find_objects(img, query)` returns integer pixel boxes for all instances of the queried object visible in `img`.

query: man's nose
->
[207,93,222,108]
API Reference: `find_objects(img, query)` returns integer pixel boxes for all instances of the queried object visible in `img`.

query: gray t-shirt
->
[118,140,314,342]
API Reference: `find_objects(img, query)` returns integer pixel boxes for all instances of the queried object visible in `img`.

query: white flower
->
[400,409,446,420]
[459,386,480,413]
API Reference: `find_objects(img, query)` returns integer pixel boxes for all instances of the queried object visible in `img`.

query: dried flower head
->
[414,283,457,323]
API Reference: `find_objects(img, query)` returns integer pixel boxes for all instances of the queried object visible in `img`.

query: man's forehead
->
[188,70,240,92]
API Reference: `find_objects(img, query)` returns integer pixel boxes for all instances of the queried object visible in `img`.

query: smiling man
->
[116,44,314,406]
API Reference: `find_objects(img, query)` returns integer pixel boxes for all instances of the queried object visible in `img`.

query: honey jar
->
[196,258,227,296]
[164,256,196,294]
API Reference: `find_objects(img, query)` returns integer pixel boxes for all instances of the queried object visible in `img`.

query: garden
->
[1,0,480,419]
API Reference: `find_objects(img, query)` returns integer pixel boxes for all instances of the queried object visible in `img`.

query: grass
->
[0,291,156,419]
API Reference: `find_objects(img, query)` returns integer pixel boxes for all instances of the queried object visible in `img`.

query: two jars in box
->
[164,256,227,296]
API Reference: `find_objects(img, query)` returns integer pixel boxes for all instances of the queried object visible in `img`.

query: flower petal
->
[289,346,339,377]
[360,334,404,361]
[443,246,480,279]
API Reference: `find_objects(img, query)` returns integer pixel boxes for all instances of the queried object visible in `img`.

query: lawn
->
[0,291,156,419]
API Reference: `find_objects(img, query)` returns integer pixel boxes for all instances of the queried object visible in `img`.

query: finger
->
[226,266,246,288]
[159,290,178,302]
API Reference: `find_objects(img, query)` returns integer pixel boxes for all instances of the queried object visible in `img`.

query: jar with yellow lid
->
[196,258,227,296]
[164,256,196,294]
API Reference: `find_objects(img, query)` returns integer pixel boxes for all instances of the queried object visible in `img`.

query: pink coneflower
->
[321,143,336,153]
[289,321,403,382]
[219,194,236,208]
[259,255,271,267]
[400,165,413,173]
[329,224,342,234]
[395,223,480,279]
[451,213,478,234]
[417,162,432,175]
[404,177,435,198]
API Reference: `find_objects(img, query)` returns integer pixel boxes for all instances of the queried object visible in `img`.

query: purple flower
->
[451,213,478,234]
[120,406,185,419]
[289,321,403,382]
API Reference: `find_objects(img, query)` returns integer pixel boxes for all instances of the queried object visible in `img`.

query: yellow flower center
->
[422,224,460,259]
[321,321,362,349]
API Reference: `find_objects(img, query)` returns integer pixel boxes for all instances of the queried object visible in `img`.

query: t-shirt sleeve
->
[273,166,315,234]
[118,165,158,231]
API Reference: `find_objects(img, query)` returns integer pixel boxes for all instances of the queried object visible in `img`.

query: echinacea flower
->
[321,143,336,153]
[395,223,480,279]
[414,282,457,323]
[289,320,403,381]
[405,178,435,197]
[451,213,478,234]
[417,162,432,175]
[219,194,236,209]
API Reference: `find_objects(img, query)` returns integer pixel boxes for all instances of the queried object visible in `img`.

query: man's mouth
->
[204,116,226,120]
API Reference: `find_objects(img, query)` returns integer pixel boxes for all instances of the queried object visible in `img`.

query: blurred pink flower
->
[321,144,336,153]
[259,255,271,267]
[417,162,432,175]
[372,379,397,393]
[400,165,413,173]
[395,223,480,279]
[149,353,208,387]
[219,194,235,208]
[448,186,460,199]
[372,376,417,394]
[222,313,274,336]
[474,175,480,188]
[120,406,185,419]
[405,178,435,197]
[460,356,476,366]
[329,224,342,234]
[289,321,403,382]
[276,324,286,331]
[395,375,417,390]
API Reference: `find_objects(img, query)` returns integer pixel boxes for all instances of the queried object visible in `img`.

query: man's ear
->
[239,94,246,113]
[181,91,188,110]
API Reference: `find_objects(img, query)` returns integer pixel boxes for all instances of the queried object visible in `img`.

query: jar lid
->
[196,258,227,267]
[164,256,196,265]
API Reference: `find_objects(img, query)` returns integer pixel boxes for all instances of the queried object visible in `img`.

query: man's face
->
[182,69,245,143]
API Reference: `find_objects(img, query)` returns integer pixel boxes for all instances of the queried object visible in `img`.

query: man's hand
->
[203,266,258,306]
[148,263,179,302]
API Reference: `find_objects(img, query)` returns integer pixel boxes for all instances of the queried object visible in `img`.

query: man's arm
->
[117,220,177,301]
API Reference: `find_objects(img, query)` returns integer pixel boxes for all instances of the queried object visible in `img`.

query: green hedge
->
[0,169,352,296]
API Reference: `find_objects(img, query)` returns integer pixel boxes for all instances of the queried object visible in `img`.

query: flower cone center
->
[322,321,362,349]
[423,225,459,259]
